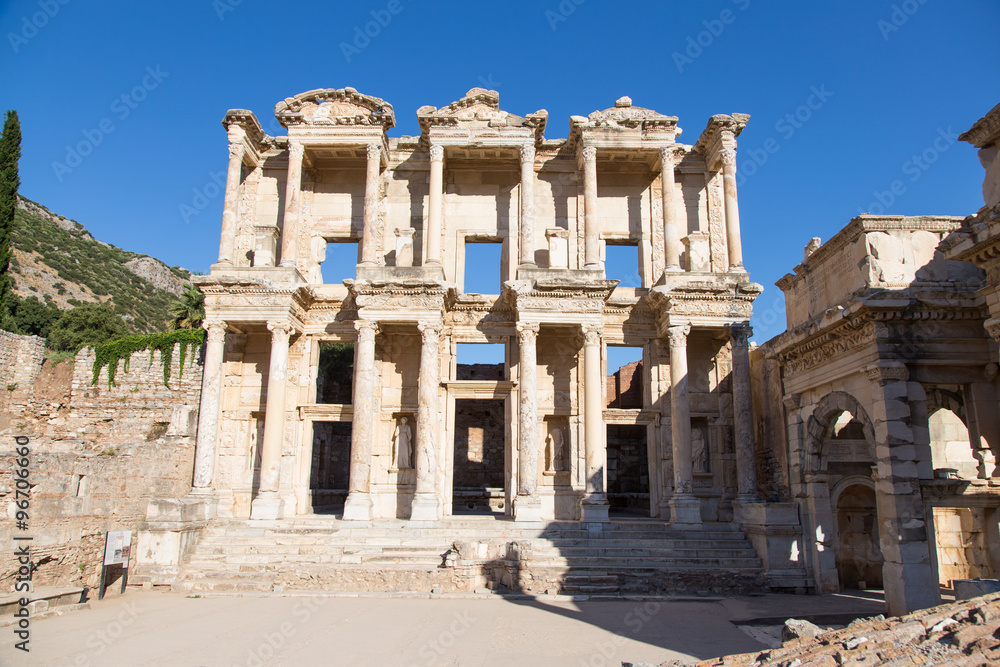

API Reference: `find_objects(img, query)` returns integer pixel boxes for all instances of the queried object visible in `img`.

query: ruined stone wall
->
[0,329,45,390]
[749,346,791,502]
[0,341,204,589]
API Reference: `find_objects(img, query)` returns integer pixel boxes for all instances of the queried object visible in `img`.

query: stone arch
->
[925,386,981,479]
[831,478,884,589]
[805,391,876,475]
[925,387,966,425]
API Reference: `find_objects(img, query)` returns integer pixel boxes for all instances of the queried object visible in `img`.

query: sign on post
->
[98,530,131,600]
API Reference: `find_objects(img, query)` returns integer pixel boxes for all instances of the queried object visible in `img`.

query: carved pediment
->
[577,96,679,131]
[275,87,395,129]
[417,88,547,141]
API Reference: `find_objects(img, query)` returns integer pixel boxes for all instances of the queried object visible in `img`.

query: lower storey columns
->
[411,322,442,521]
[580,324,609,521]
[191,321,227,493]
[514,322,542,521]
[343,321,378,520]
[730,323,759,507]
[250,321,293,520]
[667,324,701,528]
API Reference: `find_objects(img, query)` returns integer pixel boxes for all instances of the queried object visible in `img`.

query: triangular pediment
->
[275,87,395,129]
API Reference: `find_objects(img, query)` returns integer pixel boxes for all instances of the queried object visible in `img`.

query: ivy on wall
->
[91,328,205,388]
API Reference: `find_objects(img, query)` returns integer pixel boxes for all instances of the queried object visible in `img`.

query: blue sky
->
[2,0,997,344]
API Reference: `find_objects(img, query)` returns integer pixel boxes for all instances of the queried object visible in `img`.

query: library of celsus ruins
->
[124,91,1000,616]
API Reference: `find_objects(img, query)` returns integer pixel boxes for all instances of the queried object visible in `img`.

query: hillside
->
[9,195,192,332]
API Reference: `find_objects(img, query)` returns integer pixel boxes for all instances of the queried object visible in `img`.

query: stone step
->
[528,557,762,569]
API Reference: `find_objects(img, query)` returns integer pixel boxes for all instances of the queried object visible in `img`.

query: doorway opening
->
[835,483,883,590]
[456,342,505,380]
[463,242,502,295]
[321,241,359,285]
[606,346,643,408]
[310,421,351,514]
[316,342,353,404]
[452,399,506,515]
[606,424,650,516]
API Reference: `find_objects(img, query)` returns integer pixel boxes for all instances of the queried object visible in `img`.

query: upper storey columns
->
[426,144,445,267]
[720,149,744,271]
[660,147,682,272]
[582,146,601,269]
[360,143,383,266]
[217,134,246,266]
[279,141,305,269]
[519,144,537,268]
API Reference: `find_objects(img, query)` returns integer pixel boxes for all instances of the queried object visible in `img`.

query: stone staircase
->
[172,517,766,597]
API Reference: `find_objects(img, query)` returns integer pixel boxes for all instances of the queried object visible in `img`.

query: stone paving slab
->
[0,589,886,667]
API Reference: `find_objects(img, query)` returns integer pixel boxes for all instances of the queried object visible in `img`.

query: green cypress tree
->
[0,110,22,326]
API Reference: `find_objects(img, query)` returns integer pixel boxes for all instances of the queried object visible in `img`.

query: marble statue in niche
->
[393,416,413,470]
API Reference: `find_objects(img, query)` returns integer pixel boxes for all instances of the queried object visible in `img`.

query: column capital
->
[719,148,737,170]
[204,320,228,342]
[659,146,682,169]
[228,142,246,159]
[520,144,536,165]
[581,323,603,346]
[354,320,379,340]
[429,144,444,162]
[581,145,597,163]
[729,322,752,348]
[287,141,305,159]
[366,142,382,161]
[417,321,442,341]
[516,321,540,343]
[667,323,691,348]
[267,321,293,341]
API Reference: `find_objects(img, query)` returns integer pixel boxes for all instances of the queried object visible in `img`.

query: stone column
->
[730,323,759,503]
[426,144,444,266]
[250,322,292,520]
[580,324,609,521]
[191,321,227,491]
[216,136,245,266]
[582,146,601,269]
[720,149,744,271]
[360,143,382,266]
[519,144,537,268]
[660,147,681,272]
[515,322,542,521]
[343,320,378,520]
[279,141,304,269]
[411,322,442,521]
[668,324,700,528]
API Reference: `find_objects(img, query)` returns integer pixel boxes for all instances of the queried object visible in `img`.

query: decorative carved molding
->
[865,362,909,384]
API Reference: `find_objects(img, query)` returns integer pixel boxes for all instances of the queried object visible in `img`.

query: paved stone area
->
[0,590,885,666]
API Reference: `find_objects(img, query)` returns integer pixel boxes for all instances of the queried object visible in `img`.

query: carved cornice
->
[417,88,547,144]
[865,361,909,384]
[959,102,1000,148]
[274,87,395,130]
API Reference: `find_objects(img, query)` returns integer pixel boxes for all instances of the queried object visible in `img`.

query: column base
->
[250,493,284,521]
[732,494,760,524]
[185,487,219,520]
[342,492,374,521]
[580,495,610,522]
[669,494,702,529]
[513,495,543,522]
[409,493,440,522]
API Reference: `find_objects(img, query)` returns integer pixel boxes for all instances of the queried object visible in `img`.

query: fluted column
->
[515,322,542,521]
[582,146,601,269]
[660,147,681,272]
[720,149,744,271]
[519,144,537,268]
[343,320,378,520]
[580,324,609,521]
[426,144,444,266]
[360,143,381,266]
[250,321,292,520]
[217,135,245,266]
[191,321,227,491]
[411,322,442,521]
[279,141,304,269]
[668,324,700,528]
[730,323,759,502]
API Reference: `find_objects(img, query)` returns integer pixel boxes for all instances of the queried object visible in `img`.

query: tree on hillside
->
[8,294,61,337]
[47,303,128,352]
[171,284,205,330]
[0,110,22,330]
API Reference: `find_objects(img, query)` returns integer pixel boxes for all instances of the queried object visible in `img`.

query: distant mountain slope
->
[9,196,192,332]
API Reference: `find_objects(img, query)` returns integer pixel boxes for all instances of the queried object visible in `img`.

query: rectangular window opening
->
[606,345,643,409]
[321,241,359,285]
[456,343,505,381]
[605,243,641,288]
[463,242,502,295]
[317,342,354,404]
